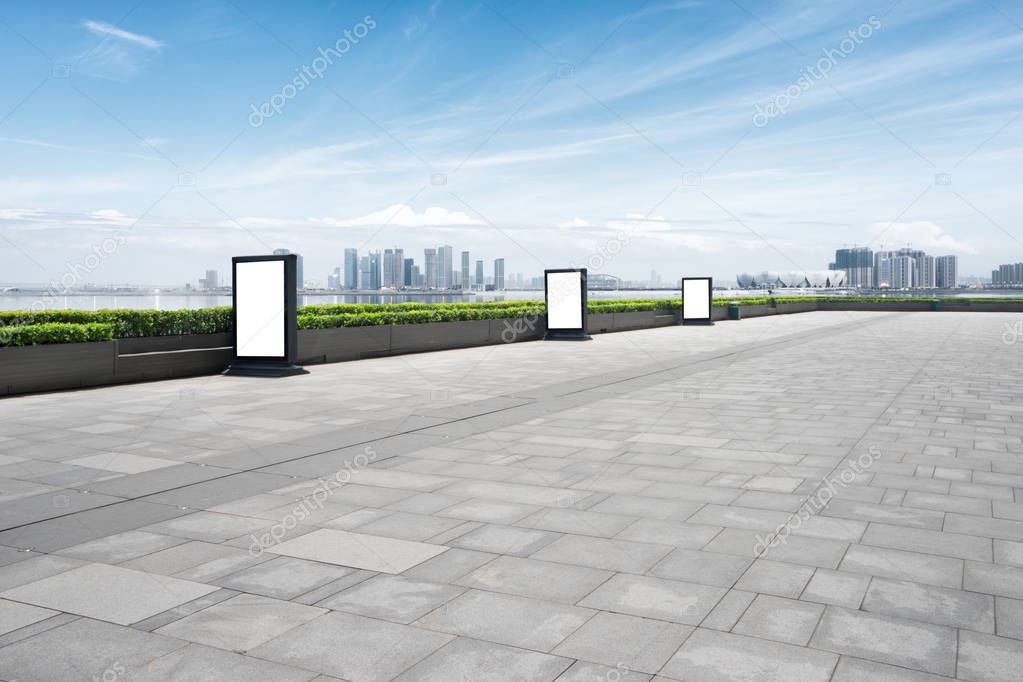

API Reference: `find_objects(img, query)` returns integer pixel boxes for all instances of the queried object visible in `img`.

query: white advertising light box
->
[682,277,713,325]
[225,254,306,376]
[544,269,590,340]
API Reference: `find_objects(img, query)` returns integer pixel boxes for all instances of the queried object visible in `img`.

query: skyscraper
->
[935,255,958,288]
[382,248,404,288]
[369,251,382,290]
[203,270,218,290]
[273,248,303,288]
[403,258,414,287]
[834,247,873,288]
[344,248,358,289]
[891,255,915,289]
[916,254,935,288]
[424,248,438,289]
[494,258,505,290]
[461,251,470,289]
[475,260,484,290]
[327,266,341,289]
[437,245,453,289]
[358,256,371,289]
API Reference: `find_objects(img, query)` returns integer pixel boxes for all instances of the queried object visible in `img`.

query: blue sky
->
[1,0,1021,286]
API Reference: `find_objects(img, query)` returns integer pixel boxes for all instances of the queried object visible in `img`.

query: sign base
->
[544,330,592,341]
[682,319,715,326]
[223,361,308,377]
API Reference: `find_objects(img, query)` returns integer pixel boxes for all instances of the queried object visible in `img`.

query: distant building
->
[992,261,1023,287]
[461,251,470,289]
[833,247,873,288]
[935,255,958,288]
[369,251,382,290]
[358,256,371,290]
[891,256,915,289]
[273,248,303,287]
[202,269,218,290]
[327,266,341,289]
[382,248,403,288]
[735,271,846,288]
[475,260,484,290]
[344,248,358,289]
[494,258,505,290]
[403,258,414,287]
[424,248,438,289]
[437,245,453,288]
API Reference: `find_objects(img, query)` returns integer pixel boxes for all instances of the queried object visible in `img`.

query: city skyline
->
[1,1,1020,288]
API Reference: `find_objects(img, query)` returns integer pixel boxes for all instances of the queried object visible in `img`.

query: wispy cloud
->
[83,20,164,49]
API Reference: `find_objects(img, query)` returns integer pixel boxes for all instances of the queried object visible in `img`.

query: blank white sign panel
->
[683,279,711,319]
[547,272,583,329]
[236,260,285,357]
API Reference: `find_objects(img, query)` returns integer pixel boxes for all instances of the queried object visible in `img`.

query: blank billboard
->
[683,277,712,321]
[235,259,285,358]
[546,270,584,330]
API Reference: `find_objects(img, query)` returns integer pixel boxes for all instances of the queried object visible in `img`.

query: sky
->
[0,0,1021,287]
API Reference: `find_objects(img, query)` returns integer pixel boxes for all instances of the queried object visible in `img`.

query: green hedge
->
[0,322,113,347]
[0,308,232,338]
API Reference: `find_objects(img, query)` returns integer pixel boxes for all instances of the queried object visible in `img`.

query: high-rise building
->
[369,251,382,290]
[382,248,404,288]
[327,266,341,289]
[461,251,470,289]
[424,248,438,289]
[891,255,915,289]
[834,247,873,288]
[475,260,484,290]
[273,248,303,287]
[344,248,359,289]
[935,255,958,288]
[437,245,453,289]
[403,258,414,287]
[494,258,505,290]
[991,261,1023,287]
[358,256,371,290]
[916,255,935,288]
[202,269,218,290]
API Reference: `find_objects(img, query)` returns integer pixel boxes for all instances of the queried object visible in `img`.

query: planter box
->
[391,319,492,354]
[712,306,728,321]
[116,347,233,382]
[588,313,614,333]
[0,341,115,396]
[737,304,776,318]
[116,333,231,354]
[297,326,391,364]
[817,301,932,312]
[774,302,818,315]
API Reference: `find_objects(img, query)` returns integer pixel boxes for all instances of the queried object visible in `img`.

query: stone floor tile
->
[249,610,453,681]
[957,630,1023,681]
[734,559,815,597]
[862,576,994,632]
[733,594,824,645]
[446,523,560,556]
[393,636,573,681]
[436,499,540,524]
[215,556,354,600]
[840,545,963,589]
[661,627,837,682]
[700,588,756,630]
[530,534,672,573]
[801,569,871,609]
[350,511,466,541]
[1,563,218,625]
[516,507,637,537]
[155,593,324,651]
[56,530,188,564]
[413,589,593,651]
[131,643,319,681]
[0,554,86,591]
[455,555,611,603]
[965,560,1023,598]
[552,611,691,673]
[809,606,956,676]
[861,523,993,562]
[613,518,722,548]
[831,656,954,681]
[649,547,752,587]
[0,617,186,682]
[401,547,496,583]
[267,528,448,573]
[0,598,57,636]
[558,660,653,681]
[140,511,272,544]
[319,574,464,623]
[578,573,725,625]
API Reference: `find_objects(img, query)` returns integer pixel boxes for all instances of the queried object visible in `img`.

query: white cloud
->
[83,20,164,49]
[556,217,592,228]
[869,220,977,254]
[310,204,484,228]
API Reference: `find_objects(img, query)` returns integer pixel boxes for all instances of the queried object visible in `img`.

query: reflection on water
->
[0,287,1013,311]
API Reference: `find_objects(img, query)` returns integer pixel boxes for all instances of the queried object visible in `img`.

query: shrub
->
[0,322,113,347]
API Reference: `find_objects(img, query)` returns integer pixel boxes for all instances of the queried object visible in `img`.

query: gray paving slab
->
[393,636,573,681]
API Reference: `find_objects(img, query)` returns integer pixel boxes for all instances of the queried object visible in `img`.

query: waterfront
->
[0,288,1016,311]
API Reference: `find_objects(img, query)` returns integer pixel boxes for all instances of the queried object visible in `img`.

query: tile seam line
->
[0,313,893,536]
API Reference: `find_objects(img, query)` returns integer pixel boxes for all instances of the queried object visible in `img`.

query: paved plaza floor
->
[1,311,1022,680]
